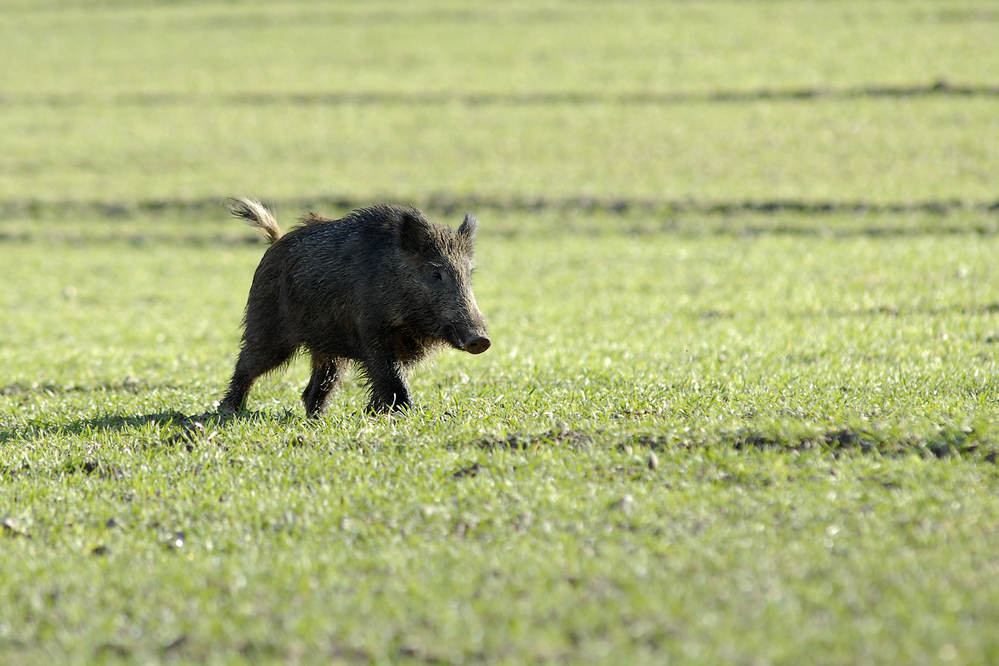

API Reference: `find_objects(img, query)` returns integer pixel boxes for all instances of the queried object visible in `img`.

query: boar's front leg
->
[359,342,411,413]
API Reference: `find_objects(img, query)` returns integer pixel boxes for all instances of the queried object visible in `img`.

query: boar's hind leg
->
[302,355,346,417]
[219,343,295,413]
[360,349,412,414]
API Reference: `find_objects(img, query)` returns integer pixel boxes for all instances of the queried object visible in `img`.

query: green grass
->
[4,222,999,663]
[4,1,998,94]
[2,0,999,663]
[3,97,998,202]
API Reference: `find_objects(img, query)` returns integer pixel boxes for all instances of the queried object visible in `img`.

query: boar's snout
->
[446,322,490,354]
[461,335,491,354]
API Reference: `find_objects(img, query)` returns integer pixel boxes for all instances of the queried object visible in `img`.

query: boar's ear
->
[458,212,478,242]
[399,209,433,255]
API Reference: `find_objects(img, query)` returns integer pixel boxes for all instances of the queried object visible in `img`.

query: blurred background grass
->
[1,0,997,206]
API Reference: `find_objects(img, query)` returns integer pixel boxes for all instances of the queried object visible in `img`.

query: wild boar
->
[219,198,489,416]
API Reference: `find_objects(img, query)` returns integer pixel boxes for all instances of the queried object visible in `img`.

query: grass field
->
[2,1,999,664]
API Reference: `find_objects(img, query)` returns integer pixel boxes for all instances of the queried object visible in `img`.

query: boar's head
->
[399,210,490,354]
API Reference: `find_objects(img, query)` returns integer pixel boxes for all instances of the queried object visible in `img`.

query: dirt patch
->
[472,428,595,451]
[451,462,483,479]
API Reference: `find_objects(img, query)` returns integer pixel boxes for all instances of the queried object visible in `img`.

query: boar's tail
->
[227,197,282,244]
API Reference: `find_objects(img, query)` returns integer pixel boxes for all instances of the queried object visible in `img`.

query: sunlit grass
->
[3,0,999,662]
[3,216,999,662]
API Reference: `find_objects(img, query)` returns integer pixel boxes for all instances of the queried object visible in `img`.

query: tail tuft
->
[227,197,282,244]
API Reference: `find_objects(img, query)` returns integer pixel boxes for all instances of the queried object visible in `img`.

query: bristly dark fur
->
[299,211,336,226]
[219,199,489,416]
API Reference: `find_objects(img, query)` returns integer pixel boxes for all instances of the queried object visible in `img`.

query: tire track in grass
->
[0,378,181,397]
[459,427,998,462]
[1,194,997,221]
[2,80,998,108]
[5,419,992,463]
[1,195,997,244]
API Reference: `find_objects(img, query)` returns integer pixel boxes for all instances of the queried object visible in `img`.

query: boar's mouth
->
[444,324,491,355]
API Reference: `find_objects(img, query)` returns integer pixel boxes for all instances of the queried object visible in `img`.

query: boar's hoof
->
[461,336,491,355]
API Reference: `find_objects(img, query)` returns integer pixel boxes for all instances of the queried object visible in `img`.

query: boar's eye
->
[432,268,443,281]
